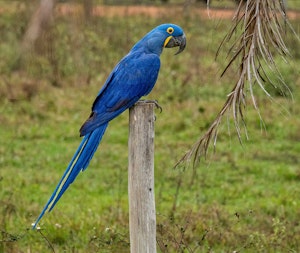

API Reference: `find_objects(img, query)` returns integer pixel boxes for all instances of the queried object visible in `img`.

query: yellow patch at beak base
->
[164,36,172,47]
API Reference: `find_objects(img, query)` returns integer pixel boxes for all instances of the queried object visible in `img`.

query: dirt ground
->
[1,3,299,20]
[55,4,300,20]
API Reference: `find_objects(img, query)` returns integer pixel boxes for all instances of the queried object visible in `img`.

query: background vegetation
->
[1,1,300,252]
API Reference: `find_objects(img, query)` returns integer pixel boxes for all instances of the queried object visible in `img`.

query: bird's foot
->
[138,100,162,113]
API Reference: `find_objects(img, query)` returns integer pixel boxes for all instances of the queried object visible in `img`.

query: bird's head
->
[132,23,186,56]
[159,24,186,55]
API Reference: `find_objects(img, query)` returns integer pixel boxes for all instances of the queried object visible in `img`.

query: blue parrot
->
[32,23,186,228]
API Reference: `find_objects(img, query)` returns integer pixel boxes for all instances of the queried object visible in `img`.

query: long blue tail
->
[32,123,108,228]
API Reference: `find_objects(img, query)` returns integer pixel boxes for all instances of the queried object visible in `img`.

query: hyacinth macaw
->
[33,23,186,228]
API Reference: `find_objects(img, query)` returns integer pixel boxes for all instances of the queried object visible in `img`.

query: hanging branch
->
[176,0,295,168]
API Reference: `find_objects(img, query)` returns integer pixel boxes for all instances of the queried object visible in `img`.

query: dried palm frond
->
[176,0,296,169]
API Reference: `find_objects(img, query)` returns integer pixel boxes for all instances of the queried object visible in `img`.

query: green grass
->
[1,3,300,253]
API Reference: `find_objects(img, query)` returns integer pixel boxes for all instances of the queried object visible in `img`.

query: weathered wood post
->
[128,101,156,253]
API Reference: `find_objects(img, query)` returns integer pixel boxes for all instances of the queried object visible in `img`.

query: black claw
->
[152,100,163,113]
[138,100,162,113]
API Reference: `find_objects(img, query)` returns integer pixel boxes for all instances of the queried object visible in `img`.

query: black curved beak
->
[165,34,186,55]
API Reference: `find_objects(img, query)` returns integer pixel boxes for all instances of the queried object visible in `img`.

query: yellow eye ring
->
[166,27,174,34]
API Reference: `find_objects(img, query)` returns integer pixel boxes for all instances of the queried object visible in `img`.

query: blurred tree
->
[21,0,61,86]
[21,0,94,86]
[83,0,93,21]
[22,0,57,52]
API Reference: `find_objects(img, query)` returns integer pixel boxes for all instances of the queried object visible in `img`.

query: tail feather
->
[32,123,108,228]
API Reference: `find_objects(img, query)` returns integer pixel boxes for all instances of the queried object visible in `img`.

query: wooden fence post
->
[128,101,157,253]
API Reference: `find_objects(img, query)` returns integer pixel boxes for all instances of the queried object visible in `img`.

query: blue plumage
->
[33,23,186,228]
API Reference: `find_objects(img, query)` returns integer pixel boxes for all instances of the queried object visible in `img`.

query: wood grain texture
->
[128,101,156,253]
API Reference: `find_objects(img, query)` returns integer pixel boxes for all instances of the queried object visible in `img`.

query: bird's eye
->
[166,27,174,34]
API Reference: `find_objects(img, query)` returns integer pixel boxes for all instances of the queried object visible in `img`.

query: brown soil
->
[1,3,299,20]
[55,4,300,20]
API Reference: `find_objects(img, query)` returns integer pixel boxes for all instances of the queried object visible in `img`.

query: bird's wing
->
[80,52,160,136]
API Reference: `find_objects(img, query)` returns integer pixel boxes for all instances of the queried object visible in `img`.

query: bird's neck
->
[131,33,164,56]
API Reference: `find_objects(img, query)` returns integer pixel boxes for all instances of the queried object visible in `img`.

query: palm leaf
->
[176,0,296,169]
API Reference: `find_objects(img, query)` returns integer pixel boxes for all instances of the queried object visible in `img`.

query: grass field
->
[1,2,300,252]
